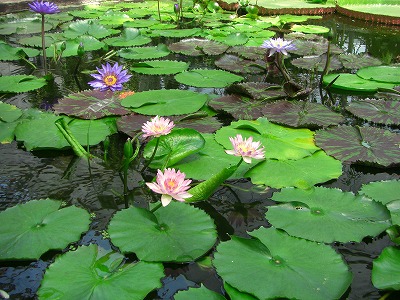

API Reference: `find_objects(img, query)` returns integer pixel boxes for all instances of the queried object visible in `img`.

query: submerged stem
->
[41,14,48,74]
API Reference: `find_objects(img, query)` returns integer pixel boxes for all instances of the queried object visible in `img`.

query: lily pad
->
[322,73,395,93]
[103,28,151,47]
[262,100,345,128]
[211,32,249,46]
[213,227,352,300]
[315,125,400,167]
[46,36,106,58]
[175,285,225,300]
[175,69,243,88]
[291,55,342,72]
[150,28,202,38]
[0,199,90,260]
[226,82,286,101]
[38,244,164,299]
[0,41,29,61]
[0,19,53,35]
[291,24,330,34]
[267,187,391,243]
[345,99,400,126]
[121,89,208,115]
[108,202,217,262]
[168,38,229,56]
[54,90,131,119]
[63,19,117,39]
[0,101,22,122]
[227,46,265,61]
[338,53,382,70]
[214,54,265,74]
[0,75,47,93]
[118,44,170,60]
[357,65,400,84]
[372,246,400,290]
[131,60,189,75]
[98,11,134,26]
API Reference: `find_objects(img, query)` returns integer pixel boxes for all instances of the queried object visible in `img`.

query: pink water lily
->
[225,134,265,164]
[146,168,192,207]
[261,37,297,57]
[142,115,175,138]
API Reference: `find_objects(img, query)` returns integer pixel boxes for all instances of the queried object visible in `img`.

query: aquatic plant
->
[88,62,132,92]
[142,115,175,138]
[225,134,265,164]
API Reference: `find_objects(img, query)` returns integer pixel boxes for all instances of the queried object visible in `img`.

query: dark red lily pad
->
[226,82,286,100]
[262,100,345,128]
[54,90,132,119]
[214,54,265,74]
[291,55,342,72]
[227,46,265,61]
[168,38,229,56]
[345,99,400,126]
[315,125,400,167]
[116,113,150,137]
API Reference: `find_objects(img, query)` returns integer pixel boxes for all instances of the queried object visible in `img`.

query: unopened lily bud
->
[123,138,133,159]
[77,42,84,57]
[174,3,180,14]
[60,41,66,52]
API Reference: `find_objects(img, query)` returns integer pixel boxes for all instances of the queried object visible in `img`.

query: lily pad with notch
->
[168,38,229,56]
[103,28,152,47]
[215,54,265,74]
[322,73,395,93]
[108,201,217,262]
[0,199,91,260]
[131,60,189,75]
[356,65,400,84]
[315,125,400,167]
[267,187,391,243]
[118,44,170,60]
[0,75,47,93]
[226,82,286,101]
[63,19,118,39]
[175,69,243,88]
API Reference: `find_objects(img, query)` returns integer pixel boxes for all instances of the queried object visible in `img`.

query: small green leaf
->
[372,246,400,290]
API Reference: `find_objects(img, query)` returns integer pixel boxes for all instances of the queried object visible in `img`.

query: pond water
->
[1,3,400,300]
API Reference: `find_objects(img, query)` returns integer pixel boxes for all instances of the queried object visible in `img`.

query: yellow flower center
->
[165,179,177,190]
[104,74,117,86]
[238,144,253,154]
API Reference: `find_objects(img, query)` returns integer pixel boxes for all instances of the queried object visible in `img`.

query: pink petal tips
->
[142,115,175,138]
[225,134,265,164]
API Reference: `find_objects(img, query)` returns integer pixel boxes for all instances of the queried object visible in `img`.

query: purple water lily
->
[261,37,297,56]
[28,1,60,14]
[88,62,132,92]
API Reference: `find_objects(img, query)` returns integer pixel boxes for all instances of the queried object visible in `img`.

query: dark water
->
[1,10,400,300]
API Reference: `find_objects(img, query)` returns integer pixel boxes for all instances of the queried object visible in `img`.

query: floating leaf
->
[118,44,170,60]
[226,82,286,100]
[143,128,205,169]
[121,89,208,115]
[103,28,151,47]
[175,69,243,88]
[108,202,217,262]
[0,101,22,122]
[98,11,133,26]
[46,36,106,58]
[0,41,28,61]
[54,90,131,119]
[291,55,342,72]
[268,187,391,243]
[151,28,202,38]
[357,65,400,84]
[38,244,164,299]
[213,227,352,300]
[0,75,47,93]
[372,246,400,290]
[208,95,265,120]
[211,32,249,46]
[0,122,19,144]
[63,19,117,39]
[175,285,225,300]
[168,38,229,56]
[123,19,159,28]
[291,24,330,34]
[315,125,400,167]
[0,199,90,260]
[245,150,343,189]
[131,60,189,75]
[0,19,52,35]
[345,99,400,126]
[338,53,382,70]
[322,73,395,92]
[227,45,265,61]
[262,100,345,128]
[214,54,265,74]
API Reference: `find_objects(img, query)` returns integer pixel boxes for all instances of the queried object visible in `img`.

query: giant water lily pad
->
[103,28,151,47]
[315,125,400,167]
[0,199,90,260]
[215,118,320,161]
[215,54,265,74]
[0,75,47,93]
[108,202,217,262]
[38,244,164,299]
[131,60,189,75]
[175,69,243,88]
[267,187,391,243]
[118,44,170,60]
[245,150,343,189]
[345,99,400,126]
[213,227,352,300]
[357,65,400,84]
[372,246,400,290]
[262,100,345,128]
[322,73,395,92]
[121,89,208,115]
[143,128,205,169]
[168,38,229,56]
[54,90,131,119]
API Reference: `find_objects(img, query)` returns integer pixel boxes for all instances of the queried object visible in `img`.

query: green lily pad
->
[168,38,229,56]
[0,19,53,35]
[268,187,391,243]
[246,150,343,189]
[0,101,22,123]
[98,11,134,26]
[322,73,395,92]
[214,54,265,74]
[63,19,117,39]
[38,244,164,299]
[123,19,160,28]
[0,41,28,61]
[315,125,400,167]
[0,122,19,144]
[212,32,249,46]
[175,285,225,300]
[213,227,352,300]
[103,28,151,47]
[150,28,202,38]
[0,199,90,260]
[118,44,170,60]
[46,36,106,58]
[345,99,400,126]
[108,202,217,262]
[262,100,345,128]
[53,90,131,119]
[121,89,208,115]
[175,69,243,88]
[291,24,330,34]
[357,65,400,84]
[143,128,205,169]
[372,246,400,290]
[0,75,47,93]
[131,60,189,75]
[224,283,258,300]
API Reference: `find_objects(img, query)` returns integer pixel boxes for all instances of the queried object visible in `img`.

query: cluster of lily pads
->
[1,0,400,299]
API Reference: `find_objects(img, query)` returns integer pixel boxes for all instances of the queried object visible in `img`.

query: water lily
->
[88,62,132,92]
[142,116,175,138]
[225,134,265,163]
[146,168,192,207]
[28,1,60,14]
[261,37,297,56]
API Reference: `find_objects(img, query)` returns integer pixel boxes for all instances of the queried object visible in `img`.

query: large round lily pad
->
[130,60,189,75]
[118,44,170,60]
[213,227,352,300]
[315,125,400,167]
[267,187,391,243]
[0,75,47,93]
[0,199,91,260]
[372,246,400,290]
[168,38,229,56]
[38,244,164,299]
[174,69,243,88]
[108,202,217,262]
[322,73,395,92]
[356,65,400,84]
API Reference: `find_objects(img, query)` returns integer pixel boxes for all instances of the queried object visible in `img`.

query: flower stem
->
[151,202,162,213]
[141,137,160,172]
[41,14,47,74]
